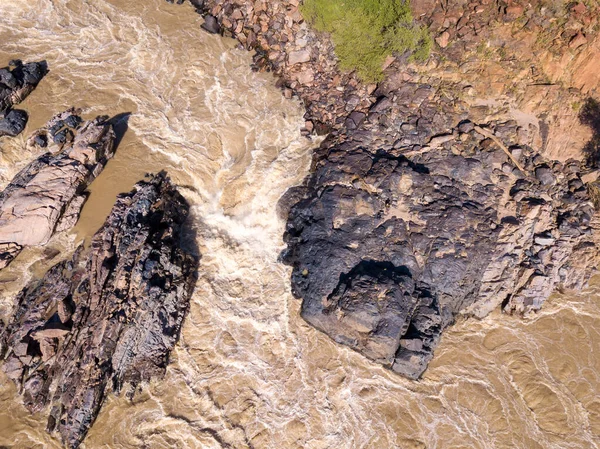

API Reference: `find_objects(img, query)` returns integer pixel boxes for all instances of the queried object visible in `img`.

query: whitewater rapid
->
[0,1,598,448]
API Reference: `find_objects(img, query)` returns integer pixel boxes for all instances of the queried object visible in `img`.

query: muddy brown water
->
[0,1,599,448]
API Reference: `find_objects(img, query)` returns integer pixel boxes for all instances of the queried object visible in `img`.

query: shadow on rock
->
[579,97,600,168]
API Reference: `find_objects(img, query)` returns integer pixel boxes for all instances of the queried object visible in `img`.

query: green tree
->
[301,0,431,82]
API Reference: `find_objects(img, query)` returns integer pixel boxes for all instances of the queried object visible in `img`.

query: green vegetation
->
[475,41,493,60]
[301,0,431,82]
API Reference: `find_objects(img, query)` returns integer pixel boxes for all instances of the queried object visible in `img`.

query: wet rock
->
[202,14,221,34]
[282,105,600,379]
[0,173,198,449]
[33,133,48,147]
[0,108,117,269]
[0,109,28,137]
[0,60,48,137]
[0,60,48,112]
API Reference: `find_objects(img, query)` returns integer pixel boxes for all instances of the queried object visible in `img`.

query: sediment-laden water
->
[0,1,598,448]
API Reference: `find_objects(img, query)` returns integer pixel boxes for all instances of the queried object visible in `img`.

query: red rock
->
[222,17,232,28]
[571,2,587,15]
[430,11,446,29]
[435,31,450,48]
[505,5,524,19]
[569,32,587,49]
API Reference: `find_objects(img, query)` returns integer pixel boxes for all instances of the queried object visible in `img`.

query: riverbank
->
[172,0,600,376]
[176,0,600,161]
[174,0,376,135]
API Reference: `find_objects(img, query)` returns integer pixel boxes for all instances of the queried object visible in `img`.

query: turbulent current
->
[0,1,599,448]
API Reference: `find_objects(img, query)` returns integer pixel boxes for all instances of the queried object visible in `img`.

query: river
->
[0,1,598,448]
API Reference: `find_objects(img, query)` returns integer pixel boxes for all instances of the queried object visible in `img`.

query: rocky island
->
[282,109,600,378]
[0,109,117,269]
[0,173,197,448]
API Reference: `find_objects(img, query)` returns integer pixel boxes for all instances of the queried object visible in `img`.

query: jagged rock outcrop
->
[0,59,48,137]
[0,108,117,269]
[282,88,600,379]
[0,173,198,449]
[167,0,600,381]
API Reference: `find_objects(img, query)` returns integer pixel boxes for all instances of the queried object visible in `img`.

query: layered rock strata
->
[281,86,600,379]
[0,108,117,269]
[0,59,48,137]
[0,173,198,449]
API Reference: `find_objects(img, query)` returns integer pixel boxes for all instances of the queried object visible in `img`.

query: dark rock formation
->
[282,87,600,379]
[0,108,117,269]
[0,173,198,449]
[0,109,28,137]
[0,60,48,137]
[201,14,221,34]
[0,59,48,111]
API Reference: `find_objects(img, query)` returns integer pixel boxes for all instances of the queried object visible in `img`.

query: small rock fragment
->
[435,31,450,48]
[202,15,221,34]
[0,109,28,137]
[288,50,311,65]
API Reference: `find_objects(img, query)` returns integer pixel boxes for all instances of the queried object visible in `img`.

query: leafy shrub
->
[301,0,431,82]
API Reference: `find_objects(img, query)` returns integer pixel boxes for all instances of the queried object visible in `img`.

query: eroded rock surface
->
[0,59,48,137]
[0,108,117,269]
[0,173,198,449]
[282,88,600,379]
